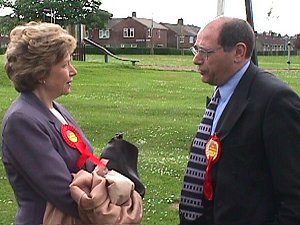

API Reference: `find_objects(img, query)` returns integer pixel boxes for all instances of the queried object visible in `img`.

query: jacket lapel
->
[215,62,259,140]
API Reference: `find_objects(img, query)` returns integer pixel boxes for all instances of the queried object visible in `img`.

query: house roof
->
[256,33,286,45]
[161,23,200,36]
[107,18,123,28]
[105,17,168,30]
[132,17,168,30]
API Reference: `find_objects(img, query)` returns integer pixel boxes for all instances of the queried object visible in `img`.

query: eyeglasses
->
[190,46,222,59]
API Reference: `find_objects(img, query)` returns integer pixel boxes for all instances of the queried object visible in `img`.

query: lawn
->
[0,54,300,225]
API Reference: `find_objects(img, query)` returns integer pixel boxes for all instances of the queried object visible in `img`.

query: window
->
[99,29,110,39]
[147,28,152,38]
[123,28,129,37]
[189,36,194,44]
[129,28,134,37]
[179,35,184,43]
[123,28,135,38]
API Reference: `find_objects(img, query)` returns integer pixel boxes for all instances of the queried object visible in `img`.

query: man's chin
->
[63,90,71,96]
[201,75,210,83]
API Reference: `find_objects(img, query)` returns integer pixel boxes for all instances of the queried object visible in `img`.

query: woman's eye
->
[63,62,70,68]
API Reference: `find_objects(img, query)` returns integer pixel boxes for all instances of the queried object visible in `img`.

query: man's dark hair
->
[218,18,255,58]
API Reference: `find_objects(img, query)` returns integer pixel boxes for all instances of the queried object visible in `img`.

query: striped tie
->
[179,88,220,222]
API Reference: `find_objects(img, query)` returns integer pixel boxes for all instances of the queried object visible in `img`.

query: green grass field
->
[0,54,300,225]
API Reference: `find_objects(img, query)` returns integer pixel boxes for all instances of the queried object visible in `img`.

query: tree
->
[0,0,112,29]
[0,15,18,36]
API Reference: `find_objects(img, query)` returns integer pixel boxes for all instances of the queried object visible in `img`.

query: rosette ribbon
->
[61,124,108,169]
[203,134,222,200]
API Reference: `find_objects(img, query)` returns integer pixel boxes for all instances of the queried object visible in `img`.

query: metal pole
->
[217,0,225,16]
[245,0,258,65]
[150,17,154,55]
[287,41,291,71]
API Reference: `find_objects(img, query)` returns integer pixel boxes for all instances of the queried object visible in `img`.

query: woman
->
[1,21,95,225]
[2,21,144,225]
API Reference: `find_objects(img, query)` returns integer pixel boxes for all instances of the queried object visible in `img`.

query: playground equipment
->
[83,38,140,66]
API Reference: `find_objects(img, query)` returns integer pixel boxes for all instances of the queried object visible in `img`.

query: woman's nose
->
[69,63,77,76]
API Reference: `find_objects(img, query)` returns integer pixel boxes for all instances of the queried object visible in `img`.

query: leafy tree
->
[0,15,18,36]
[0,0,112,30]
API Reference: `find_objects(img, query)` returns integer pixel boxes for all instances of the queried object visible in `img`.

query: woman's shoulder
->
[3,94,49,128]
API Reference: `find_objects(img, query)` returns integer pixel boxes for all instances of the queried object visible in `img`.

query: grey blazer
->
[1,92,95,225]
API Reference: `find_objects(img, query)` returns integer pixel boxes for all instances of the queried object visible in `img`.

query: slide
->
[83,38,140,66]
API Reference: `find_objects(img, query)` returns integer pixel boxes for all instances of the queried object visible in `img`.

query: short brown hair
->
[5,21,77,92]
[218,17,255,58]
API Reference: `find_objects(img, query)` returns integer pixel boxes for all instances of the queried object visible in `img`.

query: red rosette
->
[61,124,108,169]
[61,124,81,148]
[204,134,222,201]
[205,134,222,164]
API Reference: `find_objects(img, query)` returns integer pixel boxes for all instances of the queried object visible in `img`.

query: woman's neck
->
[32,88,54,109]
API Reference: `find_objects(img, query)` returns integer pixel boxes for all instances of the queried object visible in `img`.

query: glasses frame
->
[190,46,223,59]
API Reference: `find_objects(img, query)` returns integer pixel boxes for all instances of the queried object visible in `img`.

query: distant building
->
[89,12,168,48]
[256,31,292,54]
[1,12,295,54]
[161,18,200,49]
[87,12,200,49]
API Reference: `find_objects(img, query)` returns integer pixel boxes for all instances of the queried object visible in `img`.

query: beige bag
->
[43,167,143,225]
[105,169,134,205]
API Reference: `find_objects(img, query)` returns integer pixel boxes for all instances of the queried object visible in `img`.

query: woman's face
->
[44,54,77,99]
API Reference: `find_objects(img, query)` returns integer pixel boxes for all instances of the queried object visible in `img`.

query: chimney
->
[178,18,183,25]
[132,12,136,17]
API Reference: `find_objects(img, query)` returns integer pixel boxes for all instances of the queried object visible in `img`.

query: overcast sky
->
[0,0,298,36]
[100,0,299,36]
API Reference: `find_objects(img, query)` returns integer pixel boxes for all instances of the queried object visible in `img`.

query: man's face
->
[193,21,236,86]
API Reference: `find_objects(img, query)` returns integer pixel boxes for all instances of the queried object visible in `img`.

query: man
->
[179,16,300,225]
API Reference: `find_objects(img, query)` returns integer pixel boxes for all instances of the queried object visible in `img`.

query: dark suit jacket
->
[204,62,300,225]
[1,92,95,225]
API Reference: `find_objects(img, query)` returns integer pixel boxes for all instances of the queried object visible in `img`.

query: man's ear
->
[234,42,247,63]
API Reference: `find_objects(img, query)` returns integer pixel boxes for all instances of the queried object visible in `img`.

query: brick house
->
[161,19,200,49]
[87,18,122,45]
[79,12,295,53]
[89,12,168,48]
[256,31,292,53]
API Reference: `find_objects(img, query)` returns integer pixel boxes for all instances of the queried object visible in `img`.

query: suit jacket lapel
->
[215,62,259,140]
